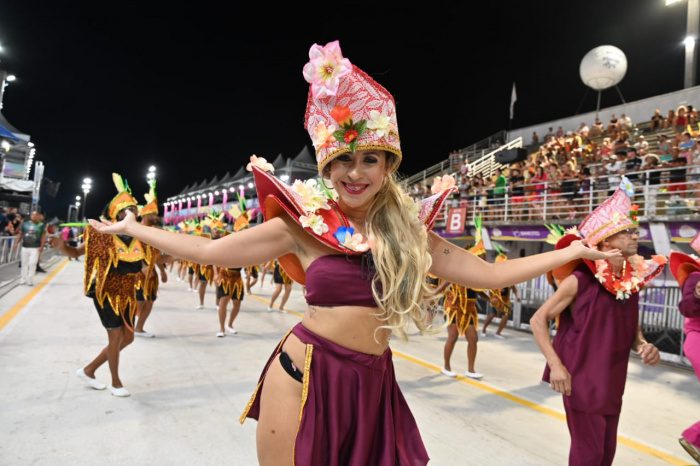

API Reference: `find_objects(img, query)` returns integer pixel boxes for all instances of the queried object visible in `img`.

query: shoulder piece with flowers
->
[593,255,667,300]
[247,156,455,284]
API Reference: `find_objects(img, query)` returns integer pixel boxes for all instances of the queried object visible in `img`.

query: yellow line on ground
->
[246,293,688,465]
[0,259,69,331]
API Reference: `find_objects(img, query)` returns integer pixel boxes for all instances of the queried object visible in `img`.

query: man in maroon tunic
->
[531,186,665,466]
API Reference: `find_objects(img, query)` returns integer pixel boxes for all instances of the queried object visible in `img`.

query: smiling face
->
[326,150,393,211]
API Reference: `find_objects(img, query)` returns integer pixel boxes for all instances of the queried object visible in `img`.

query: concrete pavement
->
[0,260,697,465]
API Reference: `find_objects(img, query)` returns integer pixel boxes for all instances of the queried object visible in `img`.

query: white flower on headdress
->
[300,213,329,236]
[302,41,353,99]
[366,110,392,138]
[291,179,330,213]
[311,121,336,150]
[431,175,456,194]
[246,155,275,173]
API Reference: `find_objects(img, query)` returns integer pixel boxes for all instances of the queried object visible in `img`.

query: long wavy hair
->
[326,153,434,341]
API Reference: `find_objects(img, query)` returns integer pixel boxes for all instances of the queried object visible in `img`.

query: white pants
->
[21,247,40,285]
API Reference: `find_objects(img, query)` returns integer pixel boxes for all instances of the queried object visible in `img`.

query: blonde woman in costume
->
[89,41,620,466]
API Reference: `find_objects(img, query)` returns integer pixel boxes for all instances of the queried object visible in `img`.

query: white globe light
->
[247,182,254,189]
[6,75,16,82]
[148,165,156,172]
[579,45,627,90]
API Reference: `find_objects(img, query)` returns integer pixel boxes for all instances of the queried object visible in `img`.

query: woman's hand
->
[87,210,137,235]
[568,240,621,261]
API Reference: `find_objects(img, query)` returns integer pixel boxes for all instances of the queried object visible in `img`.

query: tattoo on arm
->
[443,248,450,255]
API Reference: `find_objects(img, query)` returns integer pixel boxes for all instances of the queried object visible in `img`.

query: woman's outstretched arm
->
[89,211,298,268]
[428,232,619,289]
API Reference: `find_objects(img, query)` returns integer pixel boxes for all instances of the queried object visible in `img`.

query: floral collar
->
[593,255,667,300]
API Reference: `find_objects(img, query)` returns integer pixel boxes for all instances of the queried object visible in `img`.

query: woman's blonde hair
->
[326,152,434,341]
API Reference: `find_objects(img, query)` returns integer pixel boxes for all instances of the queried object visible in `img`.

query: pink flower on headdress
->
[431,175,456,194]
[302,41,352,99]
[311,121,336,150]
[246,155,275,173]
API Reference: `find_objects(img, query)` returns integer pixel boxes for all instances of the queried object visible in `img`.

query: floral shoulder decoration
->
[248,156,368,252]
[593,254,667,300]
[246,155,275,173]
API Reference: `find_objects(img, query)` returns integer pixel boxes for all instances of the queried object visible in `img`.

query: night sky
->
[0,1,693,217]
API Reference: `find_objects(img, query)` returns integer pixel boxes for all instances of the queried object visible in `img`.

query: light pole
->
[147,165,156,183]
[666,0,700,88]
[81,177,92,221]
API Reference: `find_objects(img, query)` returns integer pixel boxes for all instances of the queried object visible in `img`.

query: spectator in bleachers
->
[676,106,689,132]
[531,131,539,146]
[490,167,508,221]
[679,132,697,162]
[633,135,649,154]
[590,118,604,137]
[509,166,526,220]
[658,134,674,163]
[607,114,619,134]
[687,104,697,125]
[641,154,662,217]
[604,153,624,196]
[668,153,688,196]
[559,162,579,219]
[544,127,554,141]
[612,130,630,154]
[578,122,589,139]
[596,137,613,162]
[650,109,664,131]
[624,147,643,183]
[459,174,470,202]
[664,109,676,129]
[527,165,547,218]
[555,126,564,138]
[546,163,564,219]
[620,113,632,130]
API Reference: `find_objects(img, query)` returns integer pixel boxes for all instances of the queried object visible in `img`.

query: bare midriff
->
[301,305,390,356]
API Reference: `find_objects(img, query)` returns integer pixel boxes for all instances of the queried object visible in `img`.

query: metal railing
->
[0,236,21,266]
[426,165,700,225]
[508,279,690,367]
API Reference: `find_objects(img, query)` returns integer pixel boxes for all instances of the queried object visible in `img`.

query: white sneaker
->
[76,368,106,390]
[109,385,130,397]
[267,306,274,312]
[134,331,155,338]
[227,326,238,334]
[480,331,488,338]
[441,368,457,378]
[216,331,225,338]
[196,304,204,310]
[19,279,26,285]
[494,333,506,340]
[464,371,483,380]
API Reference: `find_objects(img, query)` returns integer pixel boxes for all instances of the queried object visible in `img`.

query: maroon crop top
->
[304,253,379,307]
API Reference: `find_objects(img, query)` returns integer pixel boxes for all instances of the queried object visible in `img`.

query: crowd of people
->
[411,104,700,222]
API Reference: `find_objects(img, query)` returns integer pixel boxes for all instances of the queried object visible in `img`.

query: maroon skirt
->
[240,322,429,466]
